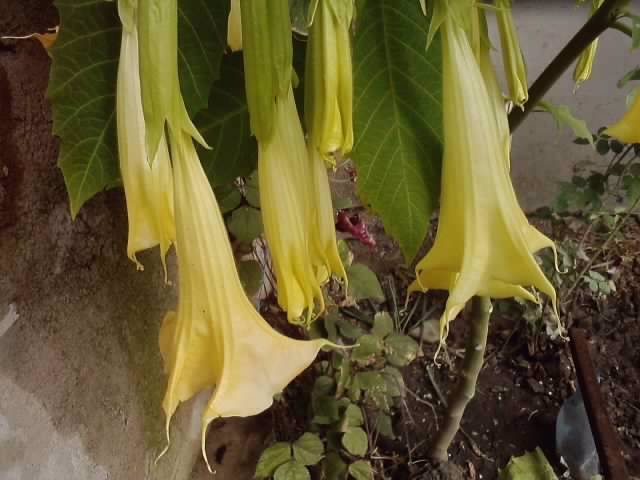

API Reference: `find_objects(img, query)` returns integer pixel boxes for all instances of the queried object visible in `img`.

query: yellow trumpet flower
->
[574,0,604,87]
[305,0,354,159]
[495,0,528,108]
[227,0,242,51]
[259,88,324,324]
[160,130,328,468]
[605,92,640,144]
[409,14,557,344]
[116,0,175,274]
[308,145,348,286]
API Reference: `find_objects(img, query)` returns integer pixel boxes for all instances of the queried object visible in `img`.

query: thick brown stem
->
[429,296,492,462]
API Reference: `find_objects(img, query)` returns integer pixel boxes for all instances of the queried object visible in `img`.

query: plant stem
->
[611,20,633,37]
[429,297,492,463]
[509,0,630,132]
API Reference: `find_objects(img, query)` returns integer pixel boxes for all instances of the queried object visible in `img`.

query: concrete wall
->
[497,0,640,209]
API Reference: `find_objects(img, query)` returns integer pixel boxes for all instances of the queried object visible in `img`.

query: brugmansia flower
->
[227,0,242,51]
[409,14,557,344]
[116,0,175,273]
[241,0,346,323]
[495,0,528,108]
[137,0,206,159]
[574,0,604,87]
[160,131,328,467]
[305,0,354,159]
[605,93,640,144]
[259,89,325,324]
[308,145,348,286]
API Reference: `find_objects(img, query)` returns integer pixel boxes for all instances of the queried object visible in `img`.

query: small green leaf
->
[352,335,382,361]
[237,260,263,296]
[336,353,352,397]
[227,206,263,243]
[255,442,292,478]
[274,460,311,480]
[313,396,340,425]
[344,404,364,428]
[349,460,374,480]
[630,14,640,50]
[385,334,419,367]
[323,452,348,480]
[337,240,354,267]
[342,428,368,456]
[538,100,593,146]
[373,412,395,438]
[498,448,558,480]
[347,264,385,302]
[381,366,405,397]
[215,184,242,213]
[336,318,365,340]
[372,312,394,338]
[244,173,261,208]
[293,433,324,466]
[324,311,340,342]
[353,371,386,391]
[618,66,640,87]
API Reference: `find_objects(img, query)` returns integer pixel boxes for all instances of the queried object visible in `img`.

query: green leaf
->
[215,184,242,213]
[385,334,419,367]
[227,206,263,244]
[237,260,263,296]
[381,366,405,397]
[372,312,394,338]
[343,404,364,428]
[352,0,443,261]
[323,452,348,480]
[255,442,293,479]
[618,66,640,87]
[244,172,261,208]
[274,460,311,480]
[349,460,374,480]
[631,15,640,50]
[313,396,341,425]
[352,334,382,361]
[498,448,558,480]
[337,240,354,267]
[195,53,258,186]
[373,412,395,438]
[354,371,386,394]
[342,428,368,456]
[347,264,385,302]
[293,433,324,466]
[537,100,593,146]
[313,376,336,399]
[49,0,229,216]
[336,318,365,340]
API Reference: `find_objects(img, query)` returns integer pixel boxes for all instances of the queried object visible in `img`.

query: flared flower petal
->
[159,131,328,467]
[410,14,556,344]
[304,0,354,159]
[227,0,242,51]
[308,145,348,286]
[116,1,175,274]
[259,88,324,324]
[605,93,640,144]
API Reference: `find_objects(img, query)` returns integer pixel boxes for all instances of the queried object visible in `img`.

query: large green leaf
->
[49,0,229,216]
[352,0,442,261]
[195,53,257,186]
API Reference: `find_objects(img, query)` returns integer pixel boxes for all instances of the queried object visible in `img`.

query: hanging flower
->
[605,92,640,144]
[160,131,329,468]
[574,0,604,87]
[495,0,528,108]
[304,0,354,160]
[409,14,557,345]
[308,145,348,286]
[116,0,175,275]
[227,0,242,51]
[258,88,325,324]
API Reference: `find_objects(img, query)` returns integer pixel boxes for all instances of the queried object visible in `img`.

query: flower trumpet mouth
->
[158,130,329,469]
[410,12,558,347]
[605,93,640,145]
